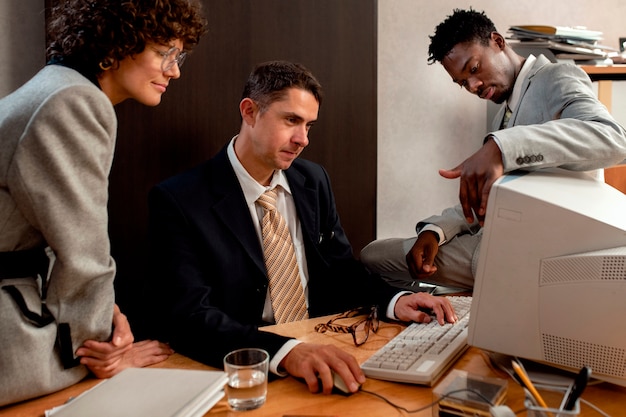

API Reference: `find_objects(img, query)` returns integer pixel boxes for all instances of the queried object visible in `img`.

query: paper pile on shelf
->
[508,25,620,64]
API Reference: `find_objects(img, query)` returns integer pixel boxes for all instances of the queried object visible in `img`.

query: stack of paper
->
[508,25,617,64]
[509,25,603,43]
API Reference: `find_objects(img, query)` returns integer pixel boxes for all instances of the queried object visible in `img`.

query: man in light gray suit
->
[361,8,626,291]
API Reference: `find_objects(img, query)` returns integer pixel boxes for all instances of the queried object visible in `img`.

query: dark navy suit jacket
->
[146,145,399,367]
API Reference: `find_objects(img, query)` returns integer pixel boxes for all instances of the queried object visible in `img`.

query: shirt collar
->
[507,54,536,113]
[227,136,292,206]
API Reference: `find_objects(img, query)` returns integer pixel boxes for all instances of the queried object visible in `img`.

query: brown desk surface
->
[2,316,625,417]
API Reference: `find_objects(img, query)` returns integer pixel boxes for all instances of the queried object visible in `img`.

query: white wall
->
[377,0,626,239]
[0,1,45,98]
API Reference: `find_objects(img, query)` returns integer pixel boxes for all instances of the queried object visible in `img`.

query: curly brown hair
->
[46,0,208,75]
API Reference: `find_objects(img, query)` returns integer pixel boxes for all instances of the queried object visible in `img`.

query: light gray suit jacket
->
[0,65,117,405]
[492,54,626,172]
[417,55,626,269]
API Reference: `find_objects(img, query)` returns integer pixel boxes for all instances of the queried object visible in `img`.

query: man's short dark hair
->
[427,8,497,65]
[242,61,323,112]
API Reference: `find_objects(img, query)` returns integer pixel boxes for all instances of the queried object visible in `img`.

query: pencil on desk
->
[511,360,553,416]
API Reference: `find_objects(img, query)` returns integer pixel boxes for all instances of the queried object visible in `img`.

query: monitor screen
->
[468,168,626,387]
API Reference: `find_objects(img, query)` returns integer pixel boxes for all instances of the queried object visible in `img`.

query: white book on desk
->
[49,368,228,417]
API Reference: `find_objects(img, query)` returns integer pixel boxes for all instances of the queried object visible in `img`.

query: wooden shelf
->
[579,64,626,81]
[580,65,626,193]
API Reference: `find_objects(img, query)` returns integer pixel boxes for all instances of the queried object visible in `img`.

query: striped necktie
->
[257,187,308,323]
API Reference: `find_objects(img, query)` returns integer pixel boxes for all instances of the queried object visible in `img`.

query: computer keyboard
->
[361,295,472,386]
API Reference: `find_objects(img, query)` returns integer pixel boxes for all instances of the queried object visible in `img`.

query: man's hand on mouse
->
[280,343,365,394]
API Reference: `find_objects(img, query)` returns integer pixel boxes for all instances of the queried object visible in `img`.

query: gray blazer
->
[0,65,117,405]
[492,54,626,172]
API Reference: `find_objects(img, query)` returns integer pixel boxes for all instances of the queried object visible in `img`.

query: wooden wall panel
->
[45,1,377,326]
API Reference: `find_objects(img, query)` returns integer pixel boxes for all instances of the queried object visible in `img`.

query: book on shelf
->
[48,368,228,417]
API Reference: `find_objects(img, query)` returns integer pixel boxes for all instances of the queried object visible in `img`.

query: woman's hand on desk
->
[280,343,365,395]
[75,304,133,375]
[77,340,174,379]
[394,292,458,325]
[75,304,174,378]
[112,340,174,371]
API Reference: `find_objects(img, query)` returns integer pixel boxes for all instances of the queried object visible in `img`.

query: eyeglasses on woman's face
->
[153,46,187,72]
[314,306,379,346]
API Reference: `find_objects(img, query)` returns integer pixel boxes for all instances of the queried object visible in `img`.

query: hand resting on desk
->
[78,340,174,379]
[75,304,174,378]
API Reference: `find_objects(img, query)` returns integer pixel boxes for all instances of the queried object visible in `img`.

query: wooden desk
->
[2,316,625,417]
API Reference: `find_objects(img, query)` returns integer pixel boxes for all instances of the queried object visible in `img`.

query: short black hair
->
[427,8,497,65]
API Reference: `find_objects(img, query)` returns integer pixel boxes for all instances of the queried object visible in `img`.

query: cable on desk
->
[580,398,612,417]
[360,387,511,415]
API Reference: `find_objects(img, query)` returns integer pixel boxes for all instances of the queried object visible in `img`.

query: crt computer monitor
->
[468,168,626,387]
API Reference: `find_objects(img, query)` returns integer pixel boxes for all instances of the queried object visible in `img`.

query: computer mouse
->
[331,371,361,395]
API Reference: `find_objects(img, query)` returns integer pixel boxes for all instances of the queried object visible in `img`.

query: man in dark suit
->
[146,61,457,394]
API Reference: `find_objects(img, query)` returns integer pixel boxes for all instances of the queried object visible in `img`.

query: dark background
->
[45,0,377,326]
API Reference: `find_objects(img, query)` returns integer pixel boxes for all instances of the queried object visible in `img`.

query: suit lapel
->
[511,55,551,126]
[209,149,267,275]
[208,152,321,275]
[492,55,551,131]
[285,166,319,246]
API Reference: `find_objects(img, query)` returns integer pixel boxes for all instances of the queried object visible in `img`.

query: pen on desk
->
[511,360,551,413]
[561,366,591,411]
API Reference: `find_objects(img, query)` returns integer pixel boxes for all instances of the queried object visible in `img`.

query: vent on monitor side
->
[541,248,626,284]
[542,334,626,378]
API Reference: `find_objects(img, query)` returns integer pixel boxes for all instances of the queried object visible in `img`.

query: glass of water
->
[223,348,269,411]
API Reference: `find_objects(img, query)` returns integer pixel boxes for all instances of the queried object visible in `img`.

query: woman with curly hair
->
[0,0,207,406]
